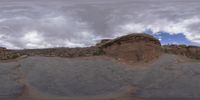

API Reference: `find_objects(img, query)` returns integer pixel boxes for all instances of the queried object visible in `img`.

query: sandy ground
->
[0,54,200,100]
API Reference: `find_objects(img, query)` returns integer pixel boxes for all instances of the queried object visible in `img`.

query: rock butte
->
[98,33,162,63]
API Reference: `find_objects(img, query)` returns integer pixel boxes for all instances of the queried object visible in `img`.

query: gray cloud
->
[0,0,200,49]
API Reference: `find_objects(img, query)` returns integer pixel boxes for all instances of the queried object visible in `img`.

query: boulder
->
[98,33,162,63]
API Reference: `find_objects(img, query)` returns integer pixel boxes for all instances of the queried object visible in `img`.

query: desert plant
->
[93,49,105,56]
[9,53,20,59]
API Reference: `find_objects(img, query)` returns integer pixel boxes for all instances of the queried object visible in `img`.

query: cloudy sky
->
[0,0,200,49]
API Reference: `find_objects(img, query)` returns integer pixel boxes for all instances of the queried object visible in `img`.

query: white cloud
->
[0,18,8,23]
[22,31,43,44]
[0,0,200,49]
[64,40,85,47]
[116,17,200,42]
[0,34,20,49]
[21,31,50,48]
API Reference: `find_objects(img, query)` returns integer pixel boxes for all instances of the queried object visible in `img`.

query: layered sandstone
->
[98,33,162,63]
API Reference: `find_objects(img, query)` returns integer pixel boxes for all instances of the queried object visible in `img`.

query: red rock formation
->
[98,33,162,63]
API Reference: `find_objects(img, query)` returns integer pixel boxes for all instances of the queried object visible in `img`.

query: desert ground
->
[0,54,200,100]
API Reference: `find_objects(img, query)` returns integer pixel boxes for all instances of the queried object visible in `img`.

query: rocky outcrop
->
[0,47,23,60]
[0,47,103,60]
[98,33,162,63]
[163,45,200,60]
[0,47,7,60]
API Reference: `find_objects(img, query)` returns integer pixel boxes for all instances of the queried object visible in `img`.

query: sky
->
[0,0,200,49]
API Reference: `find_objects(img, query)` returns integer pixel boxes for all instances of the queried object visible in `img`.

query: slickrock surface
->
[0,62,24,98]
[0,54,200,100]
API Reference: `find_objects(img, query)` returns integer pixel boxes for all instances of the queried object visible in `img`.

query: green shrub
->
[9,54,20,59]
[93,49,105,56]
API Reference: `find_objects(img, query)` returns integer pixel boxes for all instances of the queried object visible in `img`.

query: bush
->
[93,49,105,56]
[9,53,20,59]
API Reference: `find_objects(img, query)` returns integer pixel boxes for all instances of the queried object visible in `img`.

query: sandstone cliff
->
[98,33,162,63]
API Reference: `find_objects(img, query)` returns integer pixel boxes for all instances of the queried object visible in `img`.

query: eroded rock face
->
[98,33,162,63]
[163,45,200,59]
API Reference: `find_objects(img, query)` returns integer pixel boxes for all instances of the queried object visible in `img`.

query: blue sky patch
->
[145,29,200,46]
